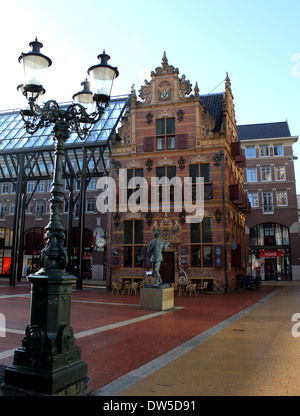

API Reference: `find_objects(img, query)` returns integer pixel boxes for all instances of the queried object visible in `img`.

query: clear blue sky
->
[1,0,300,190]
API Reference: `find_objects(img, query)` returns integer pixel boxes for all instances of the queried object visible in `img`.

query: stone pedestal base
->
[140,287,174,311]
[1,377,90,396]
[3,272,88,395]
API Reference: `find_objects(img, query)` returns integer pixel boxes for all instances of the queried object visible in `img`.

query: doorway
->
[265,258,277,280]
[160,252,174,283]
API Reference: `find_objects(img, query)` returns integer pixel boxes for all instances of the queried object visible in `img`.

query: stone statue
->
[147,231,169,286]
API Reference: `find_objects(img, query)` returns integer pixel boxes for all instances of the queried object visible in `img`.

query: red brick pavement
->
[0,280,277,393]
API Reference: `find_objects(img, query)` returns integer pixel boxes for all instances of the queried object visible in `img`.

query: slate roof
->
[237,121,291,141]
[200,93,224,132]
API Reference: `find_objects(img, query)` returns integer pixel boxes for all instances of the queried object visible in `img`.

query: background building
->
[0,97,128,286]
[238,122,300,280]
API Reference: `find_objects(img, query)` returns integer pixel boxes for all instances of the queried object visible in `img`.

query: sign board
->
[260,251,281,258]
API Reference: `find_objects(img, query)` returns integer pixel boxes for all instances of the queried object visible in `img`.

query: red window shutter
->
[229,184,239,200]
[143,136,154,152]
[175,134,188,149]
[230,142,241,156]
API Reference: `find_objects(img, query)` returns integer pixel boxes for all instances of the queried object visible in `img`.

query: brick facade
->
[107,54,249,292]
[238,123,300,280]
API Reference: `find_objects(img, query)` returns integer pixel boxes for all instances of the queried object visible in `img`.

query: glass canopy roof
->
[0,96,128,153]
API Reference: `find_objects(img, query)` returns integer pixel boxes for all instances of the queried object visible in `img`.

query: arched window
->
[24,227,45,254]
[250,223,289,247]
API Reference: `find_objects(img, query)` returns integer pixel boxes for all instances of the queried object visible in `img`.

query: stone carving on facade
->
[124,212,143,220]
[190,155,209,164]
[146,112,153,124]
[152,213,181,242]
[151,51,179,76]
[126,160,143,168]
[157,157,175,166]
[138,79,151,104]
[179,74,192,100]
[177,109,184,122]
[157,110,174,119]
[118,114,131,144]
[194,82,200,99]
[202,113,215,136]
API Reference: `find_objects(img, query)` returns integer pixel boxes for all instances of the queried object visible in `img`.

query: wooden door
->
[160,252,174,283]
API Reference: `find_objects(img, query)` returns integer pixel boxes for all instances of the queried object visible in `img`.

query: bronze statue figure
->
[147,231,169,286]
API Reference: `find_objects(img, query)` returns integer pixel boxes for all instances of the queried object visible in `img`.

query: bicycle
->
[236,275,261,291]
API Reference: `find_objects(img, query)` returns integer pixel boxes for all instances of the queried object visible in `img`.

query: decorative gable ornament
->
[138,52,192,105]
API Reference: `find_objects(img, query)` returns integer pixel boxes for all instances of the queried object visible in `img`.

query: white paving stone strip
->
[72,299,139,307]
[74,309,182,339]
[0,294,31,299]
[0,305,182,360]
[0,349,17,360]
[90,289,281,396]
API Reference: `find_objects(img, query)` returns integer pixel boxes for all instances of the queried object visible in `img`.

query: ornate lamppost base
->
[2,368,90,397]
[2,271,89,395]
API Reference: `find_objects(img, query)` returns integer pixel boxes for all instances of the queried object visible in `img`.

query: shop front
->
[250,223,291,280]
[0,228,13,276]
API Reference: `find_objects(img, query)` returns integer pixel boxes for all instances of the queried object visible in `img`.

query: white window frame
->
[261,166,272,182]
[247,167,257,182]
[260,145,270,157]
[37,181,45,193]
[27,181,35,193]
[245,145,256,158]
[9,202,15,214]
[26,202,33,214]
[35,201,44,219]
[1,182,9,194]
[87,177,96,191]
[277,190,288,206]
[273,143,284,156]
[0,203,7,219]
[275,165,286,181]
[248,192,259,207]
[86,199,95,213]
[262,191,274,213]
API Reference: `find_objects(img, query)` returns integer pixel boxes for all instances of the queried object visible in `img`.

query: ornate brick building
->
[107,53,250,292]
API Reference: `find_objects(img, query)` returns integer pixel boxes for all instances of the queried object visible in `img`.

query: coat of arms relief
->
[152,213,181,243]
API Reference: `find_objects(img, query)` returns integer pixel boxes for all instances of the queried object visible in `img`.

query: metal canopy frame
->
[0,96,129,286]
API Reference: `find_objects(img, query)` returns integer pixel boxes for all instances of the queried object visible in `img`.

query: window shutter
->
[231,141,241,156]
[143,136,154,152]
[175,134,188,149]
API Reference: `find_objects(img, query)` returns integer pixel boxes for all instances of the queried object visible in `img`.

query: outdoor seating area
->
[111,278,210,296]
[171,281,209,296]
[111,279,145,295]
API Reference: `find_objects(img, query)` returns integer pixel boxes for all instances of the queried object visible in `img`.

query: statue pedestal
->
[140,287,174,311]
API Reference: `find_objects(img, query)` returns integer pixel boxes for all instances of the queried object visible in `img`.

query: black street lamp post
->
[3,39,118,395]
